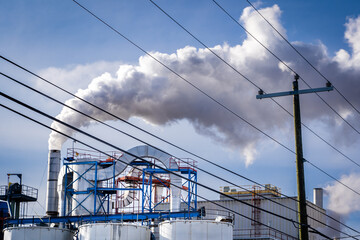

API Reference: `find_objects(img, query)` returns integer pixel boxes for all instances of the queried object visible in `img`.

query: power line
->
[3,0,359,233]
[0,0,358,236]
[0,60,360,238]
[3,0,360,228]
[0,91,300,222]
[3,96,357,240]
[2,60,358,235]
[0,95,311,236]
[0,95,350,240]
[0,71,301,215]
[3,0,359,230]
[9,69,352,237]
[0,72,309,220]
[0,56,296,203]
[0,69,354,240]
[244,0,360,130]
[0,103,280,231]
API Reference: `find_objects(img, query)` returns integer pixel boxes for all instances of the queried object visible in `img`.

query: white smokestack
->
[46,149,61,216]
[170,160,181,213]
[313,188,323,208]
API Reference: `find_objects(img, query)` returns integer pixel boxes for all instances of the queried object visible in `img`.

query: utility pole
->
[292,74,308,240]
[256,74,333,240]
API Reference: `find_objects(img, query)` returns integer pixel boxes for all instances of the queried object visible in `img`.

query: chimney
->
[313,188,323,208]
[46,150,61,216]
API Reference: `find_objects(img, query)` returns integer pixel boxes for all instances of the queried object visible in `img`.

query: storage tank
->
[3,226,73,240]
[159,220,233,240]
[78,223,151,240]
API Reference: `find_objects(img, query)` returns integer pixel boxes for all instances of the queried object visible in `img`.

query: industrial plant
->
[0,145,336,240]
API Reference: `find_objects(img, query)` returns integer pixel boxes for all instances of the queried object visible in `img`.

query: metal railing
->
[66,148,123,161]
[220,184,281,197]
[0,186,7,196]
[20,185,38,199]
[199,208,235,222]
[170,157,198,171]
[0,185,38,199]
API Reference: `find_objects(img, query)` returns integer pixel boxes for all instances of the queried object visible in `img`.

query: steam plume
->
[48,5,360,166]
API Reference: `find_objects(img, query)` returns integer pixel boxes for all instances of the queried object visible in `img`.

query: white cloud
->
[334,16,360,69]
[324,173,360,215]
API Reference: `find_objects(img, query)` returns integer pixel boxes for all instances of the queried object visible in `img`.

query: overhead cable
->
[0,94,309,235]
[2,65,358,236]
[0,56,295,203]
[2,0,359,234]
[0,99,350,240]
[0,96,348,239]
[2,60,357,235]
[3,0,360,230]
[0,101,335,239]
[0,71,301,215]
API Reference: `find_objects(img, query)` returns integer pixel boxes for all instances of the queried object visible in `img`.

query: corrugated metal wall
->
[157,196,327,240]
[196,197,326,240]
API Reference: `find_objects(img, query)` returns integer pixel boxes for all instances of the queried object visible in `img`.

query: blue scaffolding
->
[61,149,198,221]
[63,159,119,216]
[141,167,197,215]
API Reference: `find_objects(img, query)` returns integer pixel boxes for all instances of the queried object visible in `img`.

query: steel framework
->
[62,149,198,221]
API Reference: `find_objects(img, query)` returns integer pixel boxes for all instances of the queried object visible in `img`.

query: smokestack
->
[46,150,61,216]
[313,188,323,208]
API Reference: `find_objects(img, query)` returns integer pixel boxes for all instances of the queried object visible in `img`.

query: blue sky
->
[1,0,360,235]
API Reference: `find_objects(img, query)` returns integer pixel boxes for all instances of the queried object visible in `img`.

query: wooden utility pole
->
[292,74,308,240]
[256,74,333,240]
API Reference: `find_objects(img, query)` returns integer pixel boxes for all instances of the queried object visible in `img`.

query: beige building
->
[195,185,338,240]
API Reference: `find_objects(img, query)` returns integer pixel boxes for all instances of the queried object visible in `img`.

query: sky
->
[0,0,360,235]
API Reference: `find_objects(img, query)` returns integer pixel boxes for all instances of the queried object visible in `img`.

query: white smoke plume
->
[48,5,360,165]
[325,173,360,216]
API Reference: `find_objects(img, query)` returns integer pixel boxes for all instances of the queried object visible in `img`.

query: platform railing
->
[0,185,38,199]
[20,185,38,199]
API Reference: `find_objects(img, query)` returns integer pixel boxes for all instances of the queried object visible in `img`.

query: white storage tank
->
[3,226,73,240]
[78,223,151,240]
[159,220,233,240]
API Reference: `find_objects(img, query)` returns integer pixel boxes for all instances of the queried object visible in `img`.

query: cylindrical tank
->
[3,226,73,240]
[71,159,99,216]
[78,223,151,240]
[159,220,233,240]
